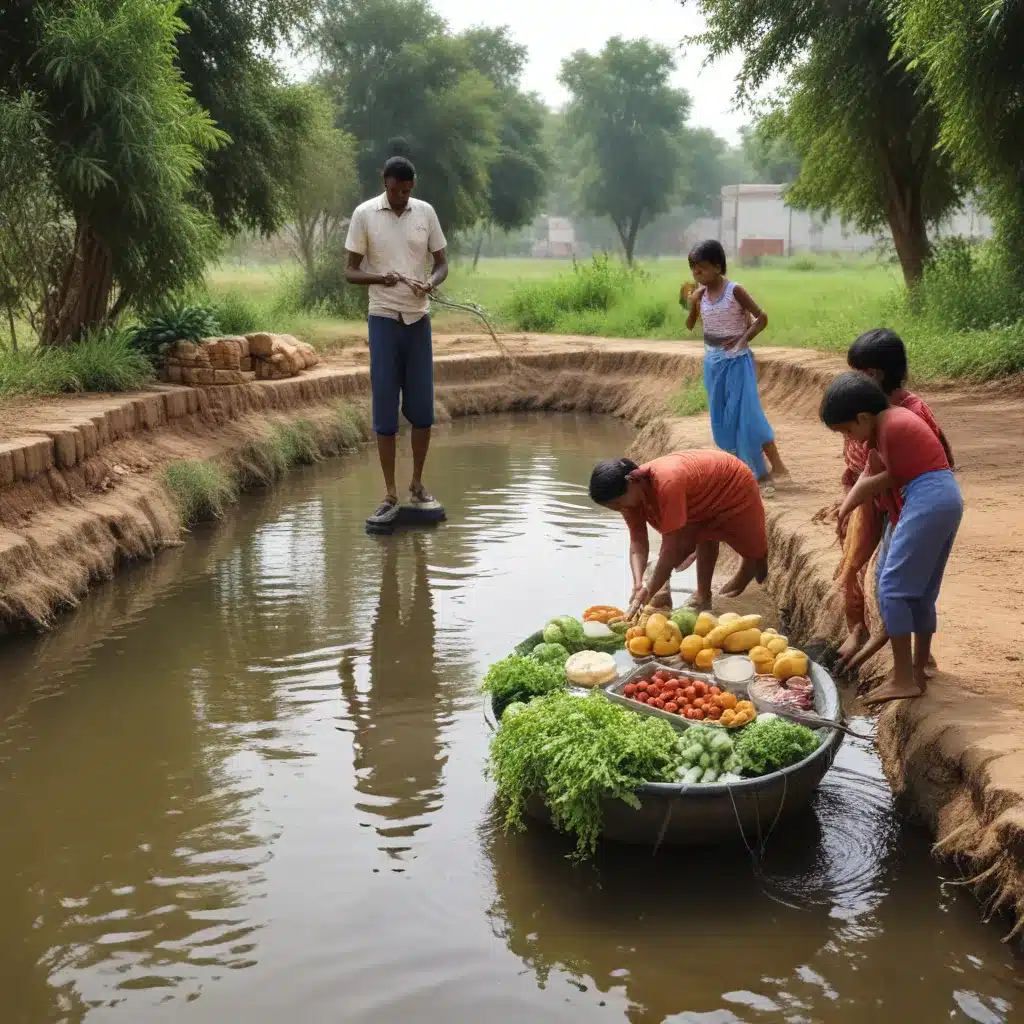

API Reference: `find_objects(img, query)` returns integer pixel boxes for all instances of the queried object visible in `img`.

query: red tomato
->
[707,705,722,720]
[694,682,708,697]
[683,686,696,701]
[624,683,637,696]
[683,708,695,720]
[692,708,706,720]
[654,698,666,709]
[637,682,649,693]
[665,701,679,713]
[709,685,721,696]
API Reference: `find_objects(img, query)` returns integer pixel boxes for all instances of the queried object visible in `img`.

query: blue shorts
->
[367,315,435,436]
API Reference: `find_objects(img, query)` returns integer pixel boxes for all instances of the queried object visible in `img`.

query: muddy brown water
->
[0,413,1020,1024]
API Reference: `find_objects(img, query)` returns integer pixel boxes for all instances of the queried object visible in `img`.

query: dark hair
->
[589,458,638,504]
[383,155,416,182]
[847,328,907,393]
[819,371,890,427]
[688,239,727,274]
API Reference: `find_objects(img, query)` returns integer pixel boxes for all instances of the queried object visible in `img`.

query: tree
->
[1,0,224,345]
[692,0,965,287]
[314,0,498,233]
[174,0,324,236]
[893,0,1024,279]
[559,37,689,264]
[462,26,550,266]
[739,123,801,184]
[281,87,358,279]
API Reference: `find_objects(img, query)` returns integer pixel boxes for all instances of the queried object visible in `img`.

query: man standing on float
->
[345,155,448,530]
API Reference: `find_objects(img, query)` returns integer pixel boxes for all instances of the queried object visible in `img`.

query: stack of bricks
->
[246,333,320,380]
[163,337,254,386]
[161,333,319,387]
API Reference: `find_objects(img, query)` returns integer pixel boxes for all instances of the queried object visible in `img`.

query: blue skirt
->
[703,347,774,479]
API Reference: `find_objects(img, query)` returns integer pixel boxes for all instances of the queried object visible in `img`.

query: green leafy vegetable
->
[670,608,698,636]
[672,726,739,782]
[487,690,682,858]
[734,717,820,776]
[481,655,566,719]
[542,616,585,645]
[513,630,546,656]
[531,642,570,667]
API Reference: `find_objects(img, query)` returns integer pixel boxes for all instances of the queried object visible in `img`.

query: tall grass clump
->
[505,255,639,331]
[164,461,237,525]
[669,377,709,416]
[210,290,264,334]
[0,328,153,397]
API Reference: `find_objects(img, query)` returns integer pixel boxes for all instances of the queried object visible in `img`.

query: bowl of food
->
[711,654,755,695]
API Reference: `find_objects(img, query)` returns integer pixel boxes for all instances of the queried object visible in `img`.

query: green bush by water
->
[164,461,238,525]
[0,328,153,397]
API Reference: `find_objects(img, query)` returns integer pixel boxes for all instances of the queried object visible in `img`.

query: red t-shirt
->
[876,406,950,493]
[843,389,946,522]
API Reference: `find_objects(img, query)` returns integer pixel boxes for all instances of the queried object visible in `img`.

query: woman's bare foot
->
[686,591,713,611]
[836,625,869,670]
[719,572,752,599]
[845,630,889,675]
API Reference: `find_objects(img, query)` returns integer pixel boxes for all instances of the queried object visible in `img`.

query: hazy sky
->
[431,0,748,142]
[288,0,751,144]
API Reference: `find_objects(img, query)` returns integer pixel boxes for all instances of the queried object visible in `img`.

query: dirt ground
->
[2,331,1023,929]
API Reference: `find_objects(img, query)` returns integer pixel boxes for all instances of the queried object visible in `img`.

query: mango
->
[680,634,705,662]
[645,613,670,642]
[764,634,788,655]
[694,611,717,637]
[628,635,653,656]
[723,627,763,653]
[773,649,809,680]
[653,637,681,657]
[694,647,722,671]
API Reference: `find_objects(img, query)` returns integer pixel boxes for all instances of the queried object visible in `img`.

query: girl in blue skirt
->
[684,240,788,494]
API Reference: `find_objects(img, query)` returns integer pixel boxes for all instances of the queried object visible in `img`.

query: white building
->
[717,184,992,261]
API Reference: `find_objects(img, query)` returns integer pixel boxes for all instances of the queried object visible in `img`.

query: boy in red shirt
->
[833,329,954,671]
[820,372,962,704]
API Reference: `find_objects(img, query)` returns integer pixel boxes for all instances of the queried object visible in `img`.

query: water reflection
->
[338,532,450,858]
[483,717,1022,1022]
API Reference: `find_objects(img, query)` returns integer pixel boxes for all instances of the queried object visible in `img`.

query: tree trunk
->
[472,224,488,271]
[614,217,639,266]
[41,218,114,346]
[880,158,929,289]
[6,306,16,353]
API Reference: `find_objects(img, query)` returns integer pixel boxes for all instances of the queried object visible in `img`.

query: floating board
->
[365,500,447,535]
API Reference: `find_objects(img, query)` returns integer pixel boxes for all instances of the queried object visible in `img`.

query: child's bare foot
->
[686,591,713,611]
[836,625,869,670]
[862,669,925,706]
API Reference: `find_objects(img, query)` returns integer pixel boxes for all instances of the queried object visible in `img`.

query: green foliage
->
[559,38,689,264]
[893,0,1024,277]
[315,0,499,232]
[297,237,369,318]
[670,378,709,417]
[480,655,567,719]
[739,122,801,184]
[2,0,226,343]
[0,327,154,397]
[164,460,238,525]
[487,689,682,859]
[129,304,220,360]
[174,0,322,236]
[693,0,964,288]
[530,642,570,668]
[505,256,639,331]
[733,716,820,776]
[210,291,263,335]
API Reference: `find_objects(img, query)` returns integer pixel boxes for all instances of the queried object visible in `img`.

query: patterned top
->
[700,281,748,348]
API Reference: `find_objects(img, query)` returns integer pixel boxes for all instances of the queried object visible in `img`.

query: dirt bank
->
[1,333,1021,934]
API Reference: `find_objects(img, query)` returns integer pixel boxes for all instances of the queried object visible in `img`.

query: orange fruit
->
[628,636,653,657]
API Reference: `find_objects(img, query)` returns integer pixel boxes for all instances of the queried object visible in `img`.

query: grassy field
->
[199,252,1024,382]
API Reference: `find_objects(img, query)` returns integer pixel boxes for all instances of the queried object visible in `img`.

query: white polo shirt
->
[344,194,447,322]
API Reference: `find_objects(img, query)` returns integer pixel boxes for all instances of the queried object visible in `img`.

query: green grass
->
[0,328,154,397]
[670,377,709,416]
[164,403,372,527]
[164,461,238,525]
[205,255,1024,382]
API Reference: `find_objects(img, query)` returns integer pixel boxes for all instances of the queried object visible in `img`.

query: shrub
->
[164,460,237,525]
[128,303,220,361]
[211,291,263,334]
[299,239,368,318]
[0,327,153,397]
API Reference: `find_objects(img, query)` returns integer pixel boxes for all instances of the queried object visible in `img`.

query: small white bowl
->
[712,655,755,694]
